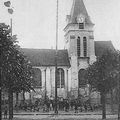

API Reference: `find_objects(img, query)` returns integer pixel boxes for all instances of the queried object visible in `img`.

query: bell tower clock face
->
[77,14,85,23]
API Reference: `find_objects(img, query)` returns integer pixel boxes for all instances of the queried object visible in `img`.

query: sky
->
[0,0,120,50]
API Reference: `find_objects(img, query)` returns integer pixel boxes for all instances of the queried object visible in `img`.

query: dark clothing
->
[65,101,69,112]
[74,100,78,113]
[4,107,8,119]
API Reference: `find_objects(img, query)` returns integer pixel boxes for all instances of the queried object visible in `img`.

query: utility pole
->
[54,0,58,114]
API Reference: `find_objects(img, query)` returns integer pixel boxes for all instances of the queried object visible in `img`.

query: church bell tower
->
[64,0,96,97]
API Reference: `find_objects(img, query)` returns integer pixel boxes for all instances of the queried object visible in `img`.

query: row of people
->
[14,97,101,113]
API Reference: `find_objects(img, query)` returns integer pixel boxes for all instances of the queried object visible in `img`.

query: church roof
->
[20,49,70,67]
[20,41,115,67]
[95,41,116,57]
[69,0,93,24]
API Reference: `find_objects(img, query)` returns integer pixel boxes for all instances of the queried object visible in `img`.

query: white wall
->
[32,66,70,98]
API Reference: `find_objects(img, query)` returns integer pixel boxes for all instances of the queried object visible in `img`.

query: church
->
[21,0,115,100]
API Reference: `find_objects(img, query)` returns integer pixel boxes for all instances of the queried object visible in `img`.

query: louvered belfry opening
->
[83,37,87,57]
[77,36,81,57]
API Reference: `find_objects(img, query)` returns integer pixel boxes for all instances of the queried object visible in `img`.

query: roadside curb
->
[13,113,117,116]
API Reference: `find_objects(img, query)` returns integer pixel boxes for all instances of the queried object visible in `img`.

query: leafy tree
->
[116,50,120,120]
[0,23,34,119]
[86,50,118,119]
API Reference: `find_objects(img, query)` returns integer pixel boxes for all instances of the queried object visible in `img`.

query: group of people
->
[43,98,70,112]
[14,96,100,113]
[2,96,101,119]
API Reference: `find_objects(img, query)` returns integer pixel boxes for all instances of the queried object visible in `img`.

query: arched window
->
[33,68,42,88]
[57,68,65,88]
[83,37,87,57]
[77,37,81,57]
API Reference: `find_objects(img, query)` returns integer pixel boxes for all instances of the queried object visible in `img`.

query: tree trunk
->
[22,91,25,104]
[101,92,106,120]
[0,86,2,120]
[8,89,13,120]
[110,89,114,113]
[118,77,120,120]
[16,92,18,105]
[118,104,120,120]
[16,92,19,112]
[0,69,2,120]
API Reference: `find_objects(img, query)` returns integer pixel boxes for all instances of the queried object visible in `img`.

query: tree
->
[0,23,34,120]
[117,50,120,120]
[86,50,118,119]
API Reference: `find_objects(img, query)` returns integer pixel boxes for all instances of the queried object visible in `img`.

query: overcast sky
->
[0,0,120,50]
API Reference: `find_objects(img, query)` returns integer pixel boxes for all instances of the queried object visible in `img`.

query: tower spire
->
[69,0,93,24]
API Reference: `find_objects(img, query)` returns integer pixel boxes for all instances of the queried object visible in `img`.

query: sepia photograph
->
[0,0,120,120]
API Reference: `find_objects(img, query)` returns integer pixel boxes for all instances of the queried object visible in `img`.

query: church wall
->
[49,67,55,96]
[46,67,52,96]
[66,29,95,58]
[64,36,69,51]
[30,66,70,99]
[68,67,72,91]
[64,30,97,98]
[70,55,78,98]
[65,24,94,37]
[64,21,96,98]
[69,33,77,56]
[89,38,96,64]
[57,67,69,98]
[78,58,89,70]
[40,66,55,97]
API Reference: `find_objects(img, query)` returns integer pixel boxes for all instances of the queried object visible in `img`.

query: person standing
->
[74,99,78,113]
[4,106,8,119]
